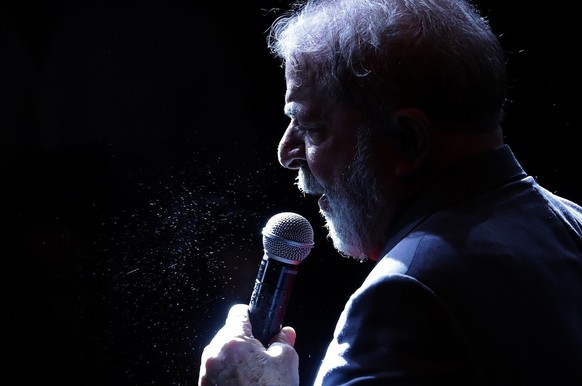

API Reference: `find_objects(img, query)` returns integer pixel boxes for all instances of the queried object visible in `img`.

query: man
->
[198,0,582,384]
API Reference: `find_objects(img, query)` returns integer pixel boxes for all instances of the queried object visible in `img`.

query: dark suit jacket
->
[315,145,582,385]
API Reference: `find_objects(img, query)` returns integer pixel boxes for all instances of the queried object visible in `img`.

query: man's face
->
[295,138,382,261]
[277,70,386,261]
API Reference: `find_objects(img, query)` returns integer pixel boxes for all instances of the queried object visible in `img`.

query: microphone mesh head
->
[262,212,314,265]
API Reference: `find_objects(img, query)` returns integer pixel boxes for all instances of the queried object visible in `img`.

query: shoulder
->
[317,271,475,385]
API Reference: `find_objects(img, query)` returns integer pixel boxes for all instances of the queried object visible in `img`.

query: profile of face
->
[296,143,380,261]
[278,69,386,261]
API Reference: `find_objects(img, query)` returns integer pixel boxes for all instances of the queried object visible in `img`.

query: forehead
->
[282,61,367,131]
[284,64,331,112]
[284,79,335,126]
[285,64,318,97]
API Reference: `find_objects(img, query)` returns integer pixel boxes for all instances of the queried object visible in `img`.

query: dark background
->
[2,1,580,385]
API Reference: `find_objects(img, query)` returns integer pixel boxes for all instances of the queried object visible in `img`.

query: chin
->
[322,211,369,262]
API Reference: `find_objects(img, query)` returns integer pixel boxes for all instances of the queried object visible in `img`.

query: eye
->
[300,125,326,145]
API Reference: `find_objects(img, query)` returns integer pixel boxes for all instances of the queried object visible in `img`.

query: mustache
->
[296,167,325,195]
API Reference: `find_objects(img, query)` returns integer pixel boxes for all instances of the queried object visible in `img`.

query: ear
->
[392,108,431,177]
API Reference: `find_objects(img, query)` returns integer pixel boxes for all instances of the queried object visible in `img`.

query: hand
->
[198,304,299,386]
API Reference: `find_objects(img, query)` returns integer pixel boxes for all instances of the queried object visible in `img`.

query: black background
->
[2,1,580,385]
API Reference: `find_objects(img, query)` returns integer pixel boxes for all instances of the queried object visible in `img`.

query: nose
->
[277,124,305,169]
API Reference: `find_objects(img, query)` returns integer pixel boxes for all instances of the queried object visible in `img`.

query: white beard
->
[296,132,381,261]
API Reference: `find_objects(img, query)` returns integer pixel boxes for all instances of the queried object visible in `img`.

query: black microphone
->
[248,212,314,347]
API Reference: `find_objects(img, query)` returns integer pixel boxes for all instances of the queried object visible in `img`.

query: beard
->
[296,129,383,261]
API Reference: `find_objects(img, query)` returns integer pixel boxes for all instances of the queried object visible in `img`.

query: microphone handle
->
[248,255,299,347]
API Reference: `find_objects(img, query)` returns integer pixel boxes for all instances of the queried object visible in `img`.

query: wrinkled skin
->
[198,304,299,386]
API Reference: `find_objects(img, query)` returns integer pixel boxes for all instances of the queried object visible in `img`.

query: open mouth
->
[318,194,330,212]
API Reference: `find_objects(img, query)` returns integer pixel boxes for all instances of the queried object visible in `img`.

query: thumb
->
[265,326,299,385]
[271,326,296,346]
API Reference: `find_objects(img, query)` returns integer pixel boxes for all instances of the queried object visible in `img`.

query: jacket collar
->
[379,144,527,258]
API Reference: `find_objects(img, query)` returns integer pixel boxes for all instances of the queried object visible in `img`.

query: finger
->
[223,304,253,337]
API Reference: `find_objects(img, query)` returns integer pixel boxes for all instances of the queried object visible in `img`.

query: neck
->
[364,127,504,260]
[430,126,503,166]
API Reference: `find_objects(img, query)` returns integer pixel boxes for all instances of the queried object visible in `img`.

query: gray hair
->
[267,0,507,133]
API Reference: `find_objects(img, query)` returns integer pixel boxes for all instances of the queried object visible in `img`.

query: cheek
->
[305,141,355,188]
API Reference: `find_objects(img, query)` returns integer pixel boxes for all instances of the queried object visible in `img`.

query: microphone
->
[248,212,315,347]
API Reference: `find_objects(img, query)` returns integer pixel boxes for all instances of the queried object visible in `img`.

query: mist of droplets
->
[79,157,297,385]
